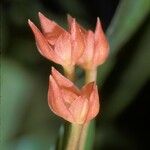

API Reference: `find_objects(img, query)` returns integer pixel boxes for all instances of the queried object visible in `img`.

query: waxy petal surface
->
[94,18,109,66]
[70,18,85,63]
[67,15,86,34]
[51,67,80,94]
[48,75,74,122]
[28,20,61,64]
[86,84,100,122]
[54,32,72,66]
[61,88,78,106]
[78,31,94,68]
[81,82,95,99]
[48,68,100,124]
[38,12,66,45]
[69,96,89,124]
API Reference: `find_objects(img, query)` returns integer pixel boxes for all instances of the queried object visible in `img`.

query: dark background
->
[1,0,150,149]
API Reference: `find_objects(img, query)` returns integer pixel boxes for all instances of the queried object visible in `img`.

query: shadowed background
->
[1,0,150,150]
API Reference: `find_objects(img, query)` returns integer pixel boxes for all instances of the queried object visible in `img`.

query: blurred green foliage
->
[1,0,150,150]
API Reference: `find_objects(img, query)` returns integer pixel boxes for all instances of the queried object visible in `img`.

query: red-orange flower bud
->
[28,12,85,68]
[77,18,109,69]
[48,67,100,124]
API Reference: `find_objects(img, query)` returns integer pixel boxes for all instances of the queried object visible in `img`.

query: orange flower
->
[77,18,109,69]
[28,12,85,68]
[48,67,100,124]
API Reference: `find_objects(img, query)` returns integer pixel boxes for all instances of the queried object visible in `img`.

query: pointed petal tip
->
[51,67,61,78]
[28,19,31,23]
[49,74,52,80]
[67,14,76,27]
[38,12,45,18]
[67,14,74,21]
[67,14,71,19]
[28,19,33,26]
[87,30,94,36]
[38,11,42,15]
[27,20,40,33]
[96,17,102,27]
[28,20,38,31]
[51,66,56,74]
[95,17,103,30]
[49,74,55,84]
[97,17,100,23]
[28,19,37,29]
[38,12,51,23]
[67,14,73,18]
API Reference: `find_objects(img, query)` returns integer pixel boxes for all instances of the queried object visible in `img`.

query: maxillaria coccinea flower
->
[48,67,100,124]
[28,12,109,70]
[28,12,85,68]
[77,18,109,69]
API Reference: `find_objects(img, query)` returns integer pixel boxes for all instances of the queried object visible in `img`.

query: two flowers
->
[28,12,109,124]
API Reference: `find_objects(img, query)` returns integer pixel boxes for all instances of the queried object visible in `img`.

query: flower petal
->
[54,32,72,66]
[61,88,78,106]
[78,31,94,69]
[94,18,109,66]
[81,82,95,99]
[28,20,61,64]
[67,14,87,34]
[38,12,66,45]
[69,96,89,124]
[48,75,74,122]
[70,18,85,63]
[86,83,100,122]
[51,67,80,94]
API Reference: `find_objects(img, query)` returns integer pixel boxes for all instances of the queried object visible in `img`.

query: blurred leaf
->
[1,58,58,150]
[24,89,60,149]
[1,58,33,149]
[76,1,150,148]
[98,0,150,83]
[107,0,150,54]
[103,20,150,120]
[15,134,51,150]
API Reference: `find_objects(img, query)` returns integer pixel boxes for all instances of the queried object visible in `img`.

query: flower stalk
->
[65,124,83,150]
[85,69,97,83]
[63,66,81,149]
[78,68,97,150]
[64,66,75,81]
[29,12,109,150]
[62,68,97,150]
[62,67,83,150]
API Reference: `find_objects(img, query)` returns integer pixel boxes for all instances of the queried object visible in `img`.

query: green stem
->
[85,68,97,83]
[57,67,97,150]
[78,68,97,150]
[58,65,84,150]
[64,65,75,81]
[65,124,83,150]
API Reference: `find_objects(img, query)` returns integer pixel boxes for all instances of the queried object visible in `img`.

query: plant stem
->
[65,124,83,150]
[64,65,75,81]
[60,65,84,150]
[58,67,97,150]
[78,68,97,150]
[85,68,97,83]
